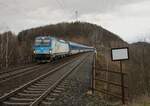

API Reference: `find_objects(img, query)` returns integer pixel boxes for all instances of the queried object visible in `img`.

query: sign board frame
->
[111,47,129,61]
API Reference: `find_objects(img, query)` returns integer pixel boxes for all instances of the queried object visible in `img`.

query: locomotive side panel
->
[51,39,69,56]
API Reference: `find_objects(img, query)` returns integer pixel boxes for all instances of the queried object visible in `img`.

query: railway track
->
[0,53,89,106]
[0,54,83,97]
[0,54,81,83]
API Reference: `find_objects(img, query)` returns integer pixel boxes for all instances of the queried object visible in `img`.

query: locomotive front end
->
[33,36,52,62]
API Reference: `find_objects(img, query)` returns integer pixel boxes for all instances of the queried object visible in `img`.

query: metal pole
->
[120,61,125,104]
[75,10,78,21]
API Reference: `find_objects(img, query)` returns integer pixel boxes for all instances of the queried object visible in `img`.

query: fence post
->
[120,61,125,104]
[92,52,96,94]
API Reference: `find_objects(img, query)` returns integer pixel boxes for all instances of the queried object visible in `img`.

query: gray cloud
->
[0,0,150,42]
[63,0,148,14]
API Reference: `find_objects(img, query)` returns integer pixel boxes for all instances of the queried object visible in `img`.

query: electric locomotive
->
[33,36,69,62]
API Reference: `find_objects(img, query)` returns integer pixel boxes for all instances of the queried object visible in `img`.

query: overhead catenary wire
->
[54,0,79,22]
[55,0,65,10]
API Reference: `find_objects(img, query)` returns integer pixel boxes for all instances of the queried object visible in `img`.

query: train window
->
[35,39,42,45]
[43,39,51,45]
[35,38,51,45]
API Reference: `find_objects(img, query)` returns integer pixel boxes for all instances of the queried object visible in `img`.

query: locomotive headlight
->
[33,50,36,54]
[49,50,52,54]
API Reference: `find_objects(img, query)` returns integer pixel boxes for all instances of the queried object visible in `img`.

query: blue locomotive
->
[33,36,94,62]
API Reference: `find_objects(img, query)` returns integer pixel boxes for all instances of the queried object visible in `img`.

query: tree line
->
[0,31,32,69]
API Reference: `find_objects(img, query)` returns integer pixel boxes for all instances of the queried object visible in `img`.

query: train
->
[33,36,94,62]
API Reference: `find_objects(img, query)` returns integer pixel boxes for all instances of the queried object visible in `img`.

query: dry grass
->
[127,96,150,106]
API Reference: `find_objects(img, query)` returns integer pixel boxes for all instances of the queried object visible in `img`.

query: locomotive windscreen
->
[35,37,51,46]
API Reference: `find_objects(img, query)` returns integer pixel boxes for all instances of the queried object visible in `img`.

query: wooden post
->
[92,52,96,94]
[120,61,125,104]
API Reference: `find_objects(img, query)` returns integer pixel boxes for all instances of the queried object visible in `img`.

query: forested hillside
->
[18,22,126,47]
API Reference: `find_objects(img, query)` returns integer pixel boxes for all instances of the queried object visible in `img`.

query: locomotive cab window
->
[43,39,51,45]
[35,38,51,46]
[35,39,42,45]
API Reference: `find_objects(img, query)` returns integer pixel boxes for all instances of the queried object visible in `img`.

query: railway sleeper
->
[59,81,69,85]
[9,97,34,102]
[36,81,50,83]
[61,83,69,87]
[29,85,47,89]
[57,85,67,88]
[33,83,49,86]
[23,90,43,94]
[39,80,53,83]
[62,81,69,84]
[50,92,59,97]
[13,95,37,99]
[35,82,50,85]
[45,97,55,101]
[3,101,31,106]
[17,92,41,97]
[41,101,52,106]
[27,87,46,91]
[55,87,65,91]
[42,93,59,102]
[53,89,62,93]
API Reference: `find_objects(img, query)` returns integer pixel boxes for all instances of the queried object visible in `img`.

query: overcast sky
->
[0,0,150,43]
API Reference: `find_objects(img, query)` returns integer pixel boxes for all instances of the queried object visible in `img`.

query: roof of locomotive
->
[35,36,67,43]
[35,35,94,49]
[35,36,54,40]
[69,41,94,49]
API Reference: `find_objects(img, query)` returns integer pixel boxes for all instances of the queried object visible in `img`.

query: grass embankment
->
[95,52,122,103]
[128,96,150,106]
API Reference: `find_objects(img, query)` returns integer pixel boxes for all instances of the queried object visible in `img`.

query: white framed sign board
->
[111,47,129,104]
[111,47,129,61]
